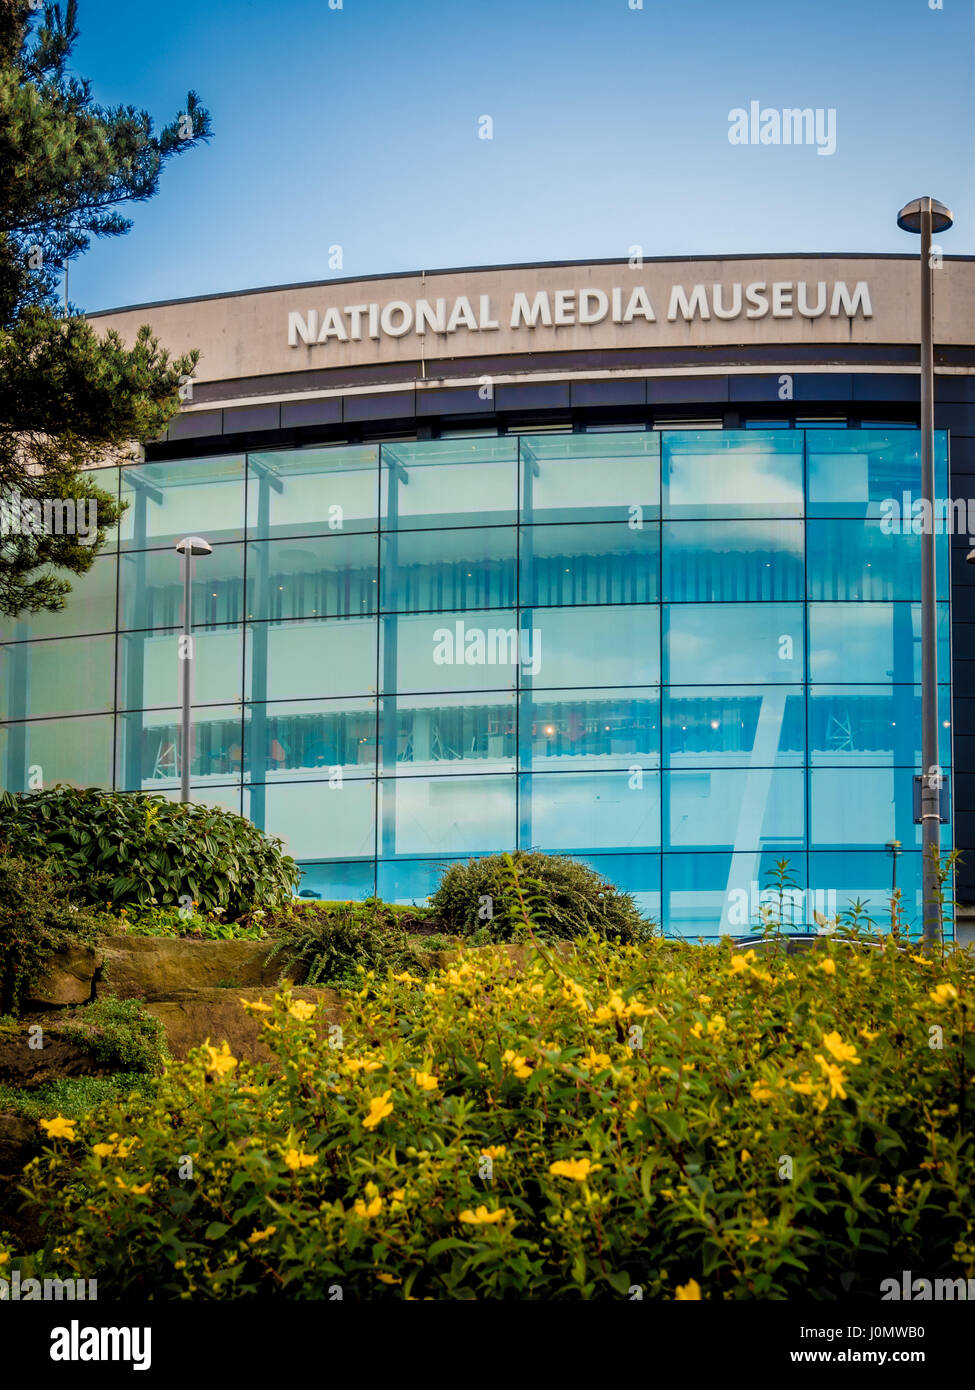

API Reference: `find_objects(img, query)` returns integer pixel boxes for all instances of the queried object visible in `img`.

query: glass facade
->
[0,429,951,937]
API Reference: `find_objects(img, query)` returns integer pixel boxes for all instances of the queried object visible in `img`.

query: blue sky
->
[67,0,975,311]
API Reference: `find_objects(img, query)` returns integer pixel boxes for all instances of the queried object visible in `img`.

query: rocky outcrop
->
[0,1018,117,1087]
[26,943,104,1009]
[143,986,344,1063]
[97,936,285,1002]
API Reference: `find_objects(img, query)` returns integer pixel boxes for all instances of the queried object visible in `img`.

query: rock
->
[144,986,344,1064]
[97,936,285,1002]
[0,1020,117,1088]
[26,943,104,1009]
[0,1111,36,1172]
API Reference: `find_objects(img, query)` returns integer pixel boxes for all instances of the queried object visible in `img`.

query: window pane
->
[377,857,465,905]
[809,685,951,767]
[663,431,803,518]
[381,528,516,613]
[120,456,245,549]
[525,606,660,688]
[381,438,517,529]
[295,859,377,901]
[521,523,658,606]
[520,770,661,851]
[519,688,660,770]
[247,446,379,539]
[242,698,377,779]
[665,768,805,850]
[381,611,519,694]
[120,543,244,631]
[806,430,948,518]
[663,849,808,938]
[666,604,804,684]
[0,714,114,792]
[576,852,660,921]
[246,534,377,623]
[664,688,804,767]
[806,519,949,601]
[0,554,118,643]
[119,628,243,709]
[808,602,949,684]
[0,635,114,719]
[662,520,802,601]
[808,850,921,926]
[378,774,515,855]
[381,692,516,774]
[520,432,659,523]
[248,777,375,861]
[246,618,377,701]
[810,768,920,850]
[116,705,242,790]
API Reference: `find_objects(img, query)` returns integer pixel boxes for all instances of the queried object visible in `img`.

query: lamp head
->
[896,197,953,234]
[175,535,213,557]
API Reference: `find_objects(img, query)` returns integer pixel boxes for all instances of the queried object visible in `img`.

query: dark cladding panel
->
[280,397,343,428]
[222,404,280,435]
[343,391,416,422]
[852,373,920,402]
[416,385,494,417]
[730,375,792,403]
[167,410,224,441]
[937,403,975,436]
[495,381,571,411]
[793,373,853,401]
[646,376,728,404]
[570,379,647,407]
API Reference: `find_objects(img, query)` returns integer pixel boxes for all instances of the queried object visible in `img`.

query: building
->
[2,253,974,940]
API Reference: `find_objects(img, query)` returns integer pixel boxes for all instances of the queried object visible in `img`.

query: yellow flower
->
[820,958,836,976]
[288,999,317,1021]
[822,1031,860,1066]
[730,955,749,974]
[362,1091,394,1129]
[814,1054,848,1100]
[376,1272,402,1284]
[413,1071,439,1091]
[502,1049,533,1081]
[238,997,272,1013]
[39,1115,76,1141]
[689,1021,703,1039]
[204,1042,238,1078]
[354,1195,383,1219]
[549,1158,600,1182]
[930,983,958,1006]
[740,1149,751,1162]
[675,1279,702,1300]
[706,1014,726,1038]
[248,1226,277,1244]
[789,1075,815,1096]
[344,1057,382,1074]
[283,1148,317,1170]
[391,971,418,984]
[92,1142,116,1158]
[579,1047,612,1069]
[859,1028,880,1042]
[750,1083,773,1102]
[0,1252,9,1265]
[481,1145,507,1159]
[459,1205,508,1225]
[391,1188,406,1202]
[130,1182,153,1196]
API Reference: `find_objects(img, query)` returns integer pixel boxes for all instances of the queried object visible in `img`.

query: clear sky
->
[67,0,975,312]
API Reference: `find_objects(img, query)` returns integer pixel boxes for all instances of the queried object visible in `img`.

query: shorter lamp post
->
[175,536,212,804]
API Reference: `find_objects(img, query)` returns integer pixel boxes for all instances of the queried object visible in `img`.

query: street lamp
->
[175,536,212,804]
[896,197,953,946]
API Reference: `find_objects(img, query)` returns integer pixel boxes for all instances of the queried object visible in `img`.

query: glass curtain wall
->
[0,429,951,937]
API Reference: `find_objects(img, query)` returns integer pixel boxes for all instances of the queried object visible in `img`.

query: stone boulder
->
[97,936,286,1002]
[0,1018,118,1088]
[144,986,344,1064]
[26,943,104,1009]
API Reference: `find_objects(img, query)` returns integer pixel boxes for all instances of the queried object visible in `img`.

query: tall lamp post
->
[175,536,212,804]
[896,197,953,945]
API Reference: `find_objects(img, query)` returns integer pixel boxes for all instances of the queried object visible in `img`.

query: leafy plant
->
[0,788,300,917]
[118,903,266,941]
[0,1073,156,1121]
[14,930,975,1299]
[58,998,168,1075]
[0,855,105,1014]
[429,851,654,944]
[265,898,426,986]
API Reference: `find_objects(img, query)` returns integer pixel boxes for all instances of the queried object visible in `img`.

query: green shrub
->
[429,851,654,944]
[0,1073,156,1121]
[264,898,427,986]
[58,998,168,1075]
[0,787,300,916]
[0,856,106,1015]
[118,903,267,941]
[14,926,975,1299]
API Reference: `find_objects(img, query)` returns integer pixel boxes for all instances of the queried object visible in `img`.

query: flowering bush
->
[14,930,974,1299]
